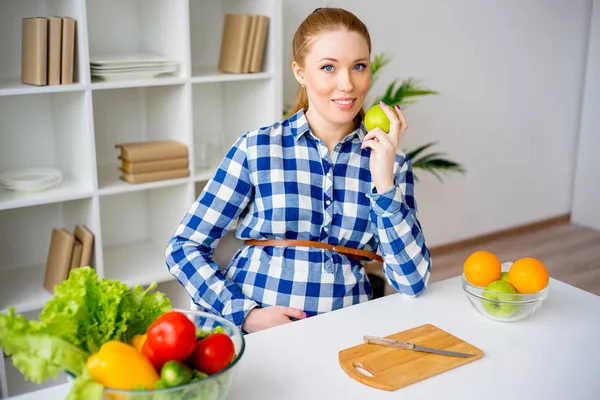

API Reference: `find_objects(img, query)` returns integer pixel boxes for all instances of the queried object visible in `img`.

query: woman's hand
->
[361,101,409,193]
[242,306,306,333]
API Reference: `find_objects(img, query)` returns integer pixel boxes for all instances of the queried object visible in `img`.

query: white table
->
[9,276,600,400]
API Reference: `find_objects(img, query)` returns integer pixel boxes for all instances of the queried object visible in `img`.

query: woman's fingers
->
[393,104,409,141]
[378,101,400,135]
[362,128,394,151]
[360,138,386,153]
[282,306,306,320]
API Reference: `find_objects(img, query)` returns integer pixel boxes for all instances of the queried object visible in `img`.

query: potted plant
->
[369,52,466,182]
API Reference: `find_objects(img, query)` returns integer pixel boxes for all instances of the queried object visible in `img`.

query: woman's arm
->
[367,153,432,296]
[165,133,258,328]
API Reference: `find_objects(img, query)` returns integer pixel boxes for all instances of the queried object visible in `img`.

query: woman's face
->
[293,29,371,129]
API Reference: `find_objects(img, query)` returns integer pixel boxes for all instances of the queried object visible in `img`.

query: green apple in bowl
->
[481,280,520,318]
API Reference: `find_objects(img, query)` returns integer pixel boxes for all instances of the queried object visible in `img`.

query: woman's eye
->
[353,63,367,71]
[321,65,334,72]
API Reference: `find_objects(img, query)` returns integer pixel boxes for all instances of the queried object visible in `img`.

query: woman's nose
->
[337,72,354,92]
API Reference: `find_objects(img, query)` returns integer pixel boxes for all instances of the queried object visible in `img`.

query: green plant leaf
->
[406,142,437,160]
[370,53,392,87]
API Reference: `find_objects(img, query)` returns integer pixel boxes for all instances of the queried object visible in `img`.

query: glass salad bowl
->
[462,263,549,322]
[70,309,245,400]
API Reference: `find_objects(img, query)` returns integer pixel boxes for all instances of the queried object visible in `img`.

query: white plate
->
[91,70,177,81]
[0,179,62,191]
[89,52,177,67]
[0,167,62,188]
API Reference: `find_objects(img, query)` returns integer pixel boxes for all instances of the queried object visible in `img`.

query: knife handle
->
[363,335,415,350]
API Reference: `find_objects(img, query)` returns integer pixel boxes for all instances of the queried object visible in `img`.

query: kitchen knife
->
[363,335,476,358]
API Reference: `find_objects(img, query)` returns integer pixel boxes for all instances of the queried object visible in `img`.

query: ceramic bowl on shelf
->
[70,310,245,400]
[462,262,549,322]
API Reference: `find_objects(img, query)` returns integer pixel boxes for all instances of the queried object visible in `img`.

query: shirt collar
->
[286,108,367,142]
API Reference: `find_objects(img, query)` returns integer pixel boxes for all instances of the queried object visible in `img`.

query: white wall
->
[571,0,600,231]
[282,0,593,247]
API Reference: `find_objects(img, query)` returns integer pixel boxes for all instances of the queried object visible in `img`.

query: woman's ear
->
[291,61,304,86]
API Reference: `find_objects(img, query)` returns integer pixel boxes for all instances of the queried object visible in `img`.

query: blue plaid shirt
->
[165,109,431,328]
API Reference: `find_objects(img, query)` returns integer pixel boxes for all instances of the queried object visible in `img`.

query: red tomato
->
[190,333,235,375]
[143,311,197,370]
[142,339,169,370]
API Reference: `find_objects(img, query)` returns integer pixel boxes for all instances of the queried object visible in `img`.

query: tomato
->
[142,340,167,370]
[142,311,197,370]
[190,333,235,375]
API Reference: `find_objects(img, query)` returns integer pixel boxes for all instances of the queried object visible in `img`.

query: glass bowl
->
[462,263,549,322]
[70,309,245,400]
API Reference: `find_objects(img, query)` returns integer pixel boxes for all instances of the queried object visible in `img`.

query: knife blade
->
[363,335,476,358]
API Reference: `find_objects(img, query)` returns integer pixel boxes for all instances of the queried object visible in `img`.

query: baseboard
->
[429,214,571,256]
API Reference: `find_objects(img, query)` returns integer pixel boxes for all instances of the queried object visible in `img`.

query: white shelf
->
[0,174,93,212]
[191,67,272,84]
[0,79,87,97]
[90,76,187,90]
[0,0,283,395]
[0,264,52,314]
[194,168,217,182]
[102,242,174,287]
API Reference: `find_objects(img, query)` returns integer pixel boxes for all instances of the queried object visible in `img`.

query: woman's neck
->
[305,108,355,154]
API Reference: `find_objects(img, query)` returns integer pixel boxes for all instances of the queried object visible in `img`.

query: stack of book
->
[218,14,270,74]
[115,140,189,184]
[21,16,76,86]
[44,225,94,294]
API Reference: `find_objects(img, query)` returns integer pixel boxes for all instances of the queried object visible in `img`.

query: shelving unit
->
[0,0,282,397]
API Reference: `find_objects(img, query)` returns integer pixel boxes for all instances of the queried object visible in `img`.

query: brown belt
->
[244,239,383,263]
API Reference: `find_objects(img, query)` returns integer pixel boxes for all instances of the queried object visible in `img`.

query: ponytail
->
[284,86,309,119]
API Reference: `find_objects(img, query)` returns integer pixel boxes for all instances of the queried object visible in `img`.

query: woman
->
[165,7,431,333]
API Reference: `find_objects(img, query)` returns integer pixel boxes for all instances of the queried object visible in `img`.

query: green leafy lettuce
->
[0,266,172,397]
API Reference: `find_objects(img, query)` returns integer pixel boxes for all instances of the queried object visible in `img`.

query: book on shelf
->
[250,15,269,73]
[74,224,94,268]
[121,157,188,174]
[218,14,270,74]
[43,228,74,293]
[60,17,76,85]
[115,140,189,162]
[120,168,190,184]
[21,17,48,86]
[69,240,83,270]
[242,15,259,73]
[43,225,95,294]
[47,17,62,85]
[21,16,76,86]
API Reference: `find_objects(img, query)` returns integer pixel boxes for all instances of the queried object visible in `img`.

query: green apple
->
[481,280,520,318]
[500,272,510,283]
[364,103,397,133]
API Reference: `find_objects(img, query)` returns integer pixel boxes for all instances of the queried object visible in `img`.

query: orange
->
[463,251,502,287]
[508,257,549,293]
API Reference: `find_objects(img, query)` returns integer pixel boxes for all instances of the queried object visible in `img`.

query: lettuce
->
[65,367,104,400]
[0,266,172,393]
[38,267,171,354]
[0,309,89,383]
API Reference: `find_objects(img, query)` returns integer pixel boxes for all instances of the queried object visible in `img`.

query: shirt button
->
[335,145,340,151]
[325,200,331,206]
[323,227,329,232]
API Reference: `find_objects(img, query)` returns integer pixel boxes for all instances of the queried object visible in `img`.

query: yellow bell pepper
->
[87,341,159,390]
[131,333,147,353]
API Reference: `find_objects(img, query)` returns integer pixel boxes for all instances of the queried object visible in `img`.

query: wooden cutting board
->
[339,324,484,391]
